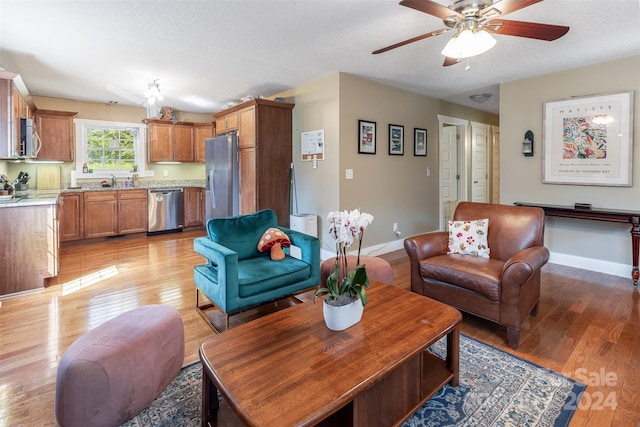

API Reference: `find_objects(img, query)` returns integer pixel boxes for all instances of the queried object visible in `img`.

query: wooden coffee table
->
[199,281,462,427]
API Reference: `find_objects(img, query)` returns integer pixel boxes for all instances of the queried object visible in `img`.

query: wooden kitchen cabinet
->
[34,110,77,162]
[238,106,255,148]
[84,191,118,238]
[0,203,58,296]
[214,111,238,135]
[117,189,148,234]
[146,119,195,162]
[83,190,147,238]
[13,87,32,119]
[173,122,195,162]
[184,187,205,228]
[213,99,294,226]
[194,122,213,163]
[239,148,257,214]
[147,120,173,162]
[59,192,84,241]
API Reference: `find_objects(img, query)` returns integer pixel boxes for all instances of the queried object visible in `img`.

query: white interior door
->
[441,125,458,203]
[470,122,490,203]
[438,115,469,229]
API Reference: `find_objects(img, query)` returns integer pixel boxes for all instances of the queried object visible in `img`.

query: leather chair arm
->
[404,232,449,294]
[278,226,321,279]
[501,246,550,286]
[403,232,449,262]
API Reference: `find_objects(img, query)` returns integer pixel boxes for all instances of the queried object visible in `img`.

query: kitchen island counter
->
[0,196,59,297]
[0,192,59,208]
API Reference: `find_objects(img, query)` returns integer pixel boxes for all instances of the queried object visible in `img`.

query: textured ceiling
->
[0,0,638,115]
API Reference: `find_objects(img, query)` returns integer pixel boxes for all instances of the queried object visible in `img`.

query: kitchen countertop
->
[0,180,206,208]
[0,191,60,208]
[62,179,206,193]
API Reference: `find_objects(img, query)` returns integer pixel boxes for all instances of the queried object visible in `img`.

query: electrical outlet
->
[163,170,169,177]
[393,222,398,232]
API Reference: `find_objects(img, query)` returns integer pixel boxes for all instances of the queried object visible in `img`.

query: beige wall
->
[279,72,498,255]
[277,74,340,253]
[500,55,640,275]
[4,96,211,187]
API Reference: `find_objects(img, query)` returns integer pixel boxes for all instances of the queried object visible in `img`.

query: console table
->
[515,202,640,286]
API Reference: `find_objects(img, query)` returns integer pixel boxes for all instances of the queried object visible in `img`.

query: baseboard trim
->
[320,238,405,261]
[549,251,632,279]
[323,240,633,280]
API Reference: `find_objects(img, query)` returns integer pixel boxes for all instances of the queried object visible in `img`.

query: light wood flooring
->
[1,230,638,426]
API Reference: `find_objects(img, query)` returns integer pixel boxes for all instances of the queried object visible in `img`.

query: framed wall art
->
[358,119,376,154]
[414,128,427,156]
[543,91,634,186]
[388,124,404,155]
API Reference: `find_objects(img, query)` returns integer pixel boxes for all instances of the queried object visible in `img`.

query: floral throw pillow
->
[447,218,490,258]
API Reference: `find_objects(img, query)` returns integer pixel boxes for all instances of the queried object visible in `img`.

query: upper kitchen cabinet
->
[146,119,195,162]
[13,86,32,119]
[213,98,294,227]
[34,110,78,162]
[214,111,238,135]
[0,71,36,159]
[194,122,213,163]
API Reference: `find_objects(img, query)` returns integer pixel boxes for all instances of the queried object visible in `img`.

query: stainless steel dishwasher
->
[148,188,184,233]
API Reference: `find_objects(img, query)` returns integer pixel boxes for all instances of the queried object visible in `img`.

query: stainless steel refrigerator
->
[205,134,239,219]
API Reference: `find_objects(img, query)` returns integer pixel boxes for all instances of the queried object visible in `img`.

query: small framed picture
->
[388,124,404,155]
[358,120,376,154]
[414,128,427,156]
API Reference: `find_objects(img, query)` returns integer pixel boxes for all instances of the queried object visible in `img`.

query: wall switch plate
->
[345,169,354,179]
[163,170,169,177]
[426,167,431,177]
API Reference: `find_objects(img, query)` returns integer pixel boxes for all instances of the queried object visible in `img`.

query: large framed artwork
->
[358,120,376,154]
[542,91,634,186]
[388,124,404,155]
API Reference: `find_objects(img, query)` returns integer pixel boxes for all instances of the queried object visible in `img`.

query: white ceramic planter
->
[323,298,364,331]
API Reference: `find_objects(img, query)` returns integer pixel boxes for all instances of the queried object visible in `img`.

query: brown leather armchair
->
[404,202,549,349]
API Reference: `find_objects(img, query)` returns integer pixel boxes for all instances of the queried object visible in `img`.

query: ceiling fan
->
[373,0,569,66]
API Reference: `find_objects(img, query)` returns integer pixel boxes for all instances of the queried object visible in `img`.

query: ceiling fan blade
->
[487,19,569,41]
[372,28,449,54]
[481,0,542,17]
[443,57,461,67]
[400,0,463,19]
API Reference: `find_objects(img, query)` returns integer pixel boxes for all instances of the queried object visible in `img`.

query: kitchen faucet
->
[111,175,117,188]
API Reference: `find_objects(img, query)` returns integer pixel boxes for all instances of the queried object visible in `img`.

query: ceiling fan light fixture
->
[441,26,496,59]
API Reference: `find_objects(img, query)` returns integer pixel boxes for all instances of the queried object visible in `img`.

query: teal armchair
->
[194,209,320,331]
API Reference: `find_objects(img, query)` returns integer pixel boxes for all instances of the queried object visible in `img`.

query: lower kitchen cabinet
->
[83,190,148,238]
[59,192,84,241]
[184,187,205,228]
[84,191,118,238]
[117,190,148,234]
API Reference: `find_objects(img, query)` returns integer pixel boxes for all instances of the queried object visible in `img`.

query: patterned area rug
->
[121,335,585,427]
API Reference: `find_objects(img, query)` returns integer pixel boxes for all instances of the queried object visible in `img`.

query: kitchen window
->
[74,119,147,177]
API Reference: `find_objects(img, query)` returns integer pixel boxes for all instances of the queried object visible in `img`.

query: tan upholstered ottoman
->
[55,304,185,427]
[320,255,394,286]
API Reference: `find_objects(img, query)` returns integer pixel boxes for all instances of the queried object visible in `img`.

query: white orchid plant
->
[313,209,374,307]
